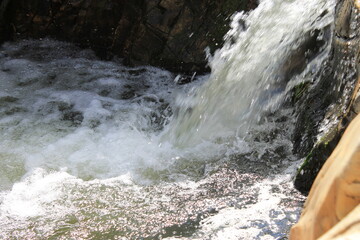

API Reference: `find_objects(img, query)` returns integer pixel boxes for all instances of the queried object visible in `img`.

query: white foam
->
[189,175,303,240]
[0,39,235,186]
[0,168,76,218]
[0,0,333,237]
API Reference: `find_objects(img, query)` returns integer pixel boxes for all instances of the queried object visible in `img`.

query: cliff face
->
[293,0,360,193]
[0,0,256,73]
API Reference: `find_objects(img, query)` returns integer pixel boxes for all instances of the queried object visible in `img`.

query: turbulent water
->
[0,0,334,239]
[165,0,334,146]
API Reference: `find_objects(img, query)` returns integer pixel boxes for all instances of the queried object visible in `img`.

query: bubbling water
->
[0,0,335,238]
[0,40,234,186]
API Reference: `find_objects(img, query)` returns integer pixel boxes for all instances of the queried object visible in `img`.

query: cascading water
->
[0,0,334,239]
[164,0,334,146]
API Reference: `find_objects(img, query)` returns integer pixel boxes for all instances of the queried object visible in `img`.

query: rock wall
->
[0,0,11,43]
[0,0,257,73]
[290,113,360,240]
[292,0,360,193]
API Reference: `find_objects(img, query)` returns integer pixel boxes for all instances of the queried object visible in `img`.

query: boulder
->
[290,113,360,240]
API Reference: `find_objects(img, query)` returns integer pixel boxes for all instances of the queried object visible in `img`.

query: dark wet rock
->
[293,0,360,194]
[0,0,257,73]
[0,0,12,43]
[281,28,330,83]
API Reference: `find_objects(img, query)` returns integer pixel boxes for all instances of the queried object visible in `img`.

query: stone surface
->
[290,113,360,240]
[0,0,257,73]
[0,0,11,43]
[293,0,360,193]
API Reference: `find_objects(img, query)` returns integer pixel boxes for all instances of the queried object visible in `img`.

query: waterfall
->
[164,0,334,146]
[0,0,336,239]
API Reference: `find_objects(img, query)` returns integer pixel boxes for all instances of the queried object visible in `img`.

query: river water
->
[0,0,334,239]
